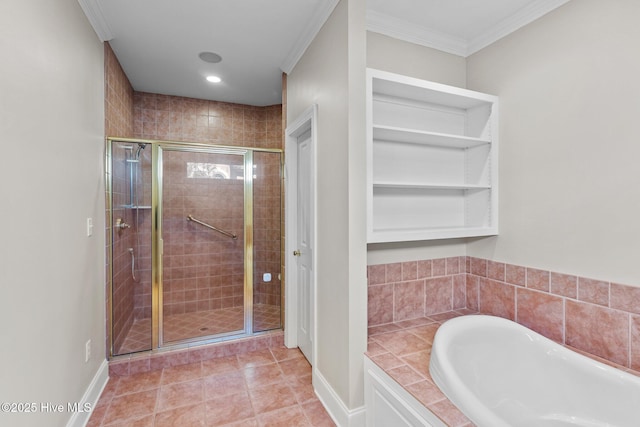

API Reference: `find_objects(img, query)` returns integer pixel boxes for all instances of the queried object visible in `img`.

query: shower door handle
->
[293,250,301,256]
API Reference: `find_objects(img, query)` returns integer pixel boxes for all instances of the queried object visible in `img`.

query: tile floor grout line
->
[91,345,331,426]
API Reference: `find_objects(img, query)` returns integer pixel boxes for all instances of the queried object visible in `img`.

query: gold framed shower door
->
[106,137,283,358]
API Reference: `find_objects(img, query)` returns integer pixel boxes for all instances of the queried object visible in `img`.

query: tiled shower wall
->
[368,257,640,371]
[162,152,245,315]
[131,92,283,318]
[105,44,284,350]
[133,92,282,149]
[253,152,282,307]
[105,43,135,351]
[109,143,136,351]
[160,151,282,315]
[105,44,134,137]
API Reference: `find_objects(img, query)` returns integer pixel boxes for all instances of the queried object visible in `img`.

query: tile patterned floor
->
[89,347,335,427]
[119,304,282,354]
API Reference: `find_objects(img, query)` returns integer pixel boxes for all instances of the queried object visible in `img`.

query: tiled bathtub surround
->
[367,312,478,427]
[368,257,640,371]
[366,310,640,427]
[368,257,467,326]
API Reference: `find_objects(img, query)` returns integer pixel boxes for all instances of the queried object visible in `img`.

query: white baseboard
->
[313,369,366,427]
[66,359,109,427]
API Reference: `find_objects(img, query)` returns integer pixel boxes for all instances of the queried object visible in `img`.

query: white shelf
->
[372,182,491,190]
[368,226,498,244]
[372,70,496,109]
[372,125,490,149]
[366,68,499,243]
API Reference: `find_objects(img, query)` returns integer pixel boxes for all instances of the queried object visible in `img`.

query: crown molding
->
[467,0,571,55]
[367,0,571,58]
[366,9,467,57]
[77,0,113,41]
[280,0,340,74]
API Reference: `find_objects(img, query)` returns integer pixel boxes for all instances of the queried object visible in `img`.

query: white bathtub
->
[429,315,640,427]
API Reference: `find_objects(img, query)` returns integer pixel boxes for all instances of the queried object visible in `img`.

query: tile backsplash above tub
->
[368,257,640,371]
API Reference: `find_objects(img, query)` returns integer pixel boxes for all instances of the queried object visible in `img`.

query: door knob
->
[293,250,301,256]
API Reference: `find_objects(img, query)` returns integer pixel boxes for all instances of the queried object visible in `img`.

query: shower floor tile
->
[164,306,245,343]
[117,318,148,354]
[253,303,283,332]
[118,304,281,354]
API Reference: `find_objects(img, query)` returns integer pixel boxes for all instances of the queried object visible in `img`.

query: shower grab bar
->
[187,214,237,240]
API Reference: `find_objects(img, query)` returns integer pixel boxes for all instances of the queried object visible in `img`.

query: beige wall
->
[366,31,469,266]
[466,0,640,286]
[0,0,106,425]
[346,0,368,410]
[367,31,466,87]
[287,0,368,412]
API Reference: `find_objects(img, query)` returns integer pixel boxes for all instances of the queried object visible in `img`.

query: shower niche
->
[107,138,283,357]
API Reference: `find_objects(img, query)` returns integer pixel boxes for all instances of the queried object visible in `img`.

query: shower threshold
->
[117,303,281,355]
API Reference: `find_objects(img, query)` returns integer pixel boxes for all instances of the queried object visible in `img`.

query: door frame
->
[284,104,318,365]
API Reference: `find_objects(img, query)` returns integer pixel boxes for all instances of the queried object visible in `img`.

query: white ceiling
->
[79,0,569,106]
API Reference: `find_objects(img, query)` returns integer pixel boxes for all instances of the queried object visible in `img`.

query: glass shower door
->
[109,140,152,356]
[252,151,282,332]
[159,147,248,345]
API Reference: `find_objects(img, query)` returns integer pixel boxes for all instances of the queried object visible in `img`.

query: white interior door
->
[285,105,316,365]
[295,130,313,363]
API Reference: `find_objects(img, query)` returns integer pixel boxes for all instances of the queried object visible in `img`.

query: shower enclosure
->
[107,138,283,356]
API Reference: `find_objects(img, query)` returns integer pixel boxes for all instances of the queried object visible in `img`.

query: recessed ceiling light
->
[206,75,221,83]
[199,52,222,63]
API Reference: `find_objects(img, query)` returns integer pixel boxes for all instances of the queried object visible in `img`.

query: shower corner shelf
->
[366,68,499,243]
[119,204,152,209]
